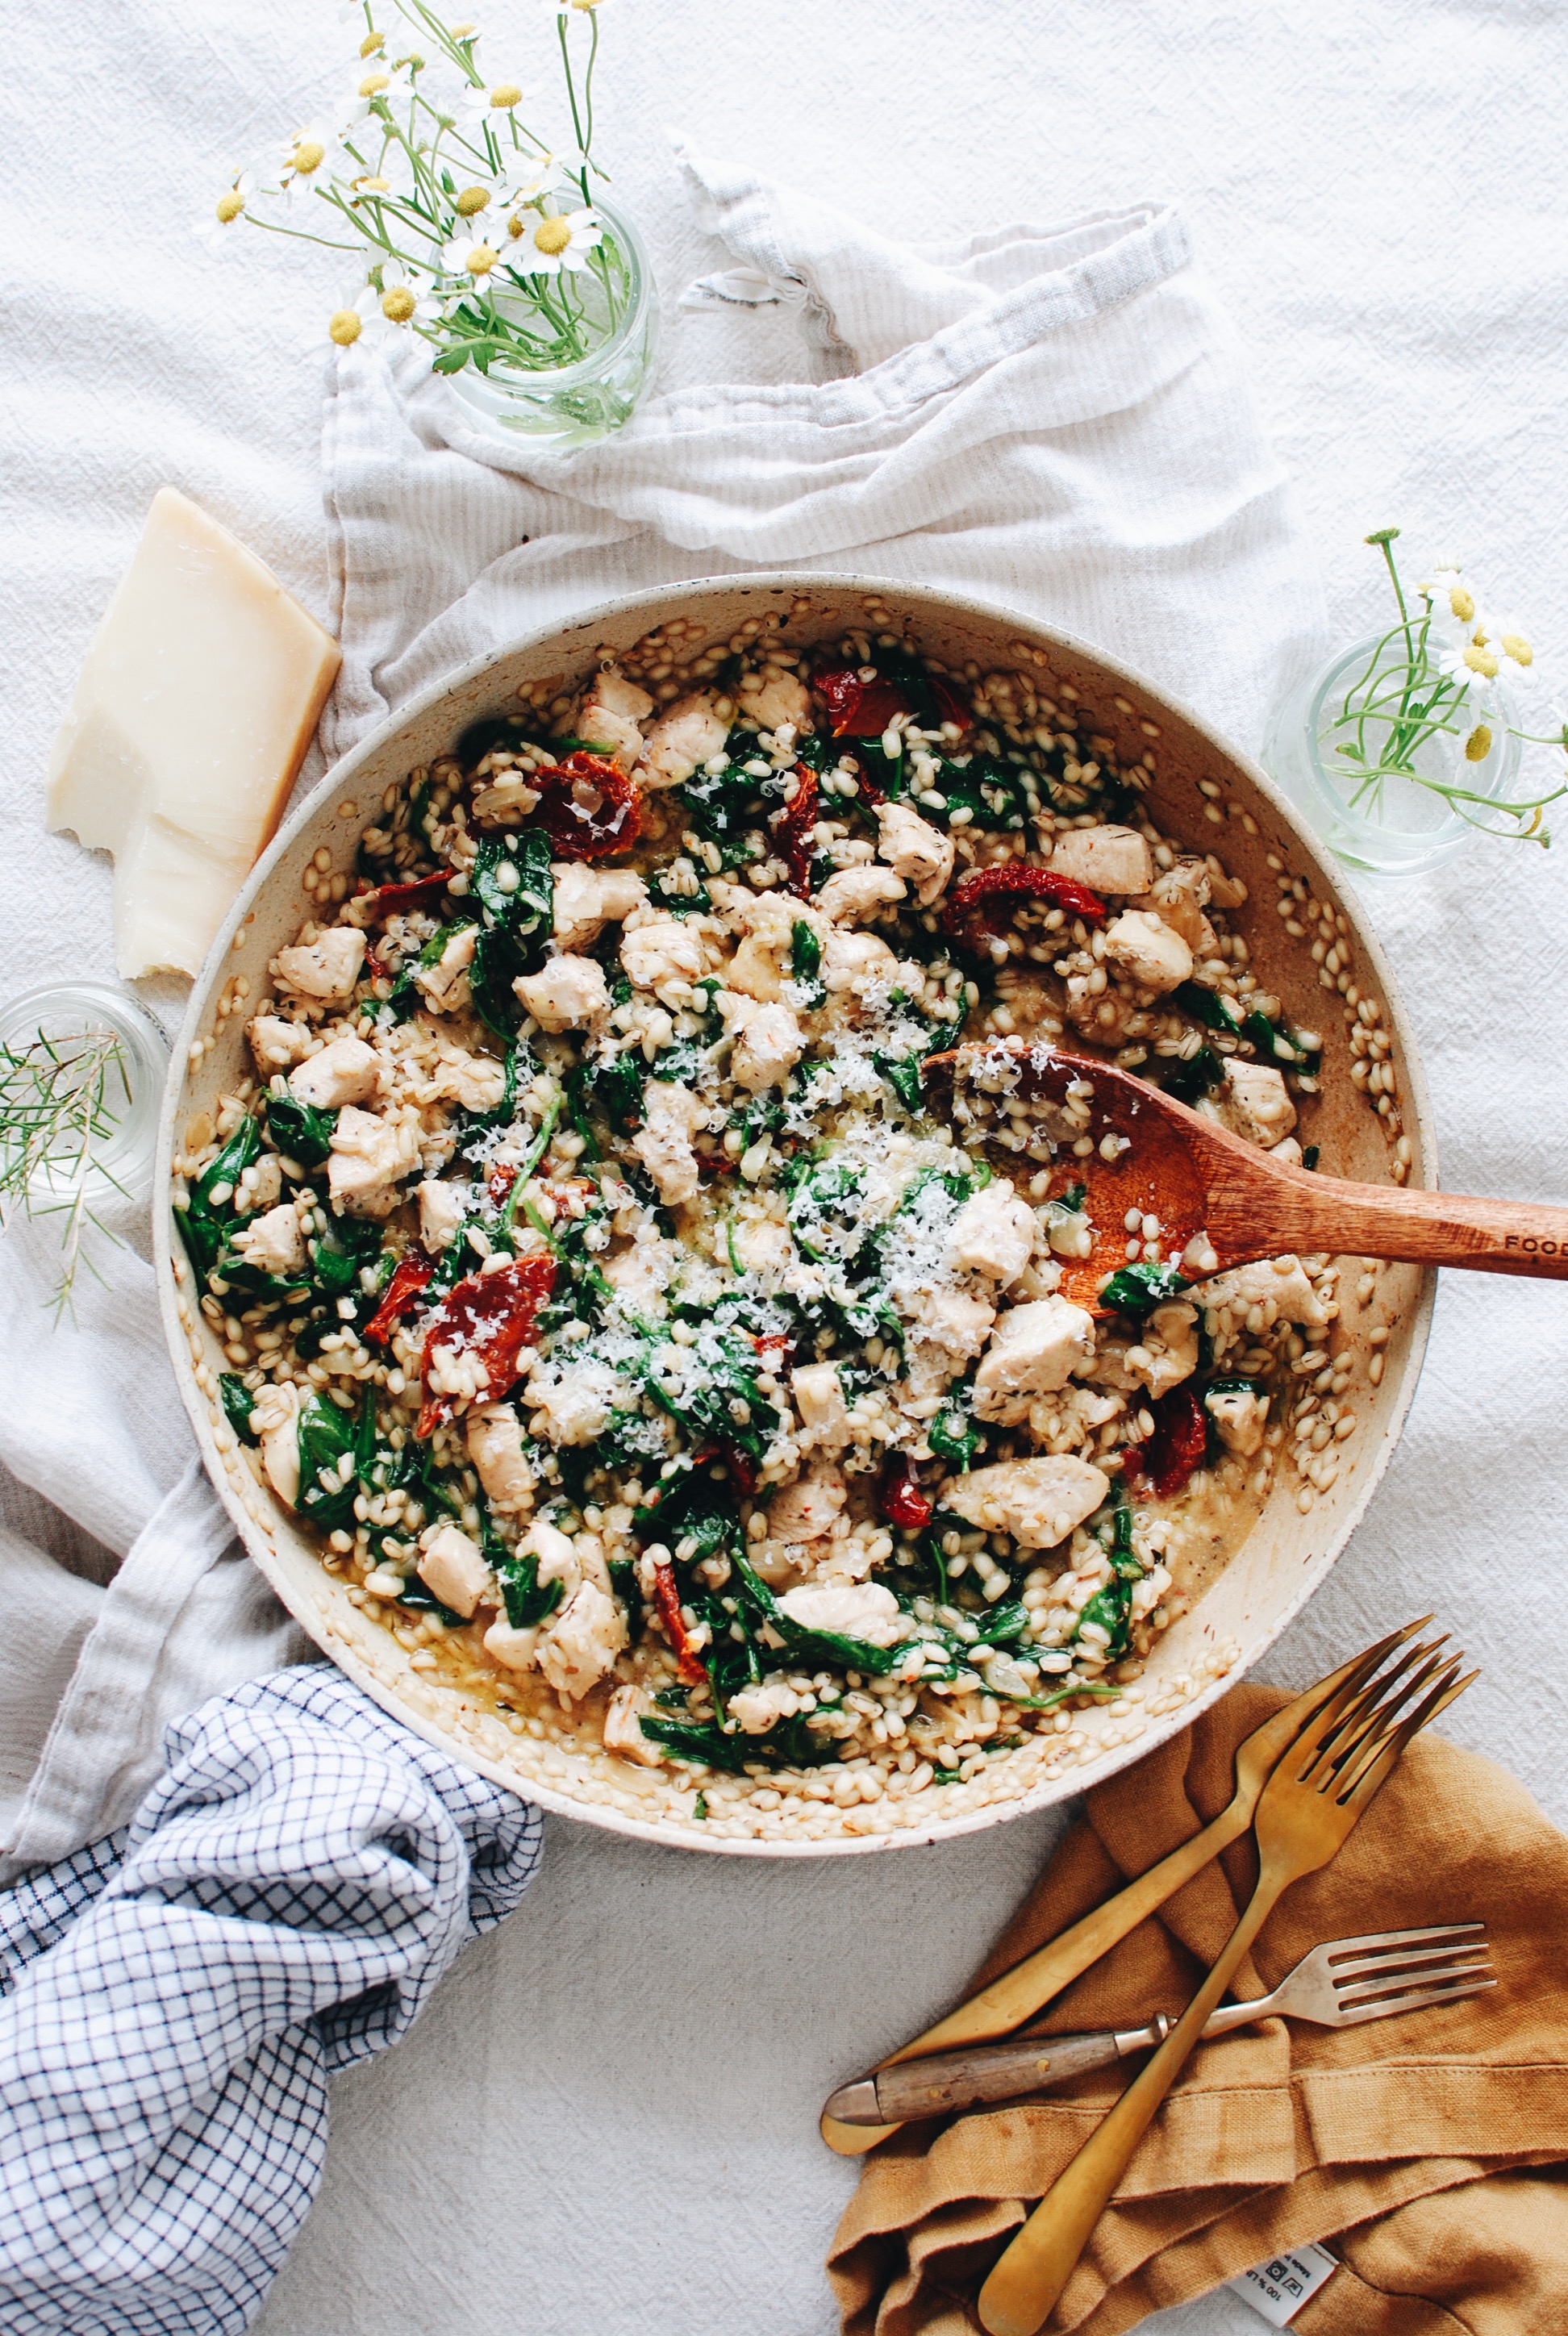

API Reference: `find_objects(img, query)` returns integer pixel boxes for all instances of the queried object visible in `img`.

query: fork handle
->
[977,1869,1287,2336]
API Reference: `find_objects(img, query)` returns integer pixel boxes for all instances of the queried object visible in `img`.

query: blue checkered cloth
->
[0,1665,543,2335]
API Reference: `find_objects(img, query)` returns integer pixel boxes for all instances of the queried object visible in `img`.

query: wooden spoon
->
[922,1039,1568,1312]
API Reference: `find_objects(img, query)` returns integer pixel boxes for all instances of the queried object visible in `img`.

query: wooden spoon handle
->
[1217,1168,1568,1280]
[976,1871,1283,2336]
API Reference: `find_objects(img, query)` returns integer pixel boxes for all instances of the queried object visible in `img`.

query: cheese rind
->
[47,487,341,978]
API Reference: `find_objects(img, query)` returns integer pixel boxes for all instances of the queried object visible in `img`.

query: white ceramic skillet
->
[156,575,1433,1857]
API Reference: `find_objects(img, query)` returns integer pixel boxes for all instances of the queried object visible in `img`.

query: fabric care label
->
[1227,2242,1341,2326]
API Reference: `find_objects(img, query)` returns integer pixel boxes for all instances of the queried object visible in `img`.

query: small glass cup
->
[1263,633,1523,879]
[447,199,660,454]
[0,981,169,1208]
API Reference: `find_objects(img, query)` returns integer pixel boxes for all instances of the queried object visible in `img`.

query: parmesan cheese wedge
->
[47,486,341,978]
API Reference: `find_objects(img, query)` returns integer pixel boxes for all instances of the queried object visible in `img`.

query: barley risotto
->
[173,616,1391,1840]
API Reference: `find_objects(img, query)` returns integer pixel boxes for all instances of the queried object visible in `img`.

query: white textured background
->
[3,3,1567,2331]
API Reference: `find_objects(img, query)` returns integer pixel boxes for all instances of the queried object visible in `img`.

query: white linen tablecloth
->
[3,4,1568,2333]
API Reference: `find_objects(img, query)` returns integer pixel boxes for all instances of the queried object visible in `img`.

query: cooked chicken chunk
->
[289,1034,382,1112]
[946,1180,1037,1284]
[728,1680,805,1733]
[514,953,610,1032]
[536,1580,628,1702]
[1206,1383,1270,1457]
[247,1015,313,1074]
[230,1203,305,1279]
[252,1382,302,1509]
[1048,824,1153,897]
[768,1462,848,1544]
[1125,1300,1200,1399]
[725,933,786,1003]
[412,924,476,1013]
[737,667,812,736]
[273,926,365,1001]
[1103,909,1194,995]
[620,916,707,991]
[641,692,731,788]
[603,1682,665,1766]
[553,864,647,953]
[940,1454,1110,1549]
[417,1522,494,1620]
[776,1580,907,1647]
[465,1403,534,1509]
[822,929,898,995]
[1136,855,1216,953]
[327,1106,420,1209]
[974,1295,1096,1414]
[791,1362,849,1454]
[428,1050,507,1113]
[632,1079,707,1207]
[725,999,804,1092]
[572,666,654,769]
[1213,1060,1298,1150]
[1191,1255,1327,1329]
[874,801,954,907]
[816,866,907,924]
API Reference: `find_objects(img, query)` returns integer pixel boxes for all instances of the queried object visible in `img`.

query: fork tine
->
[1336,1654,1465,1796]
[1339,1662,1477,1805]
[1309,1620,1431,1735]
[1292,1637,1449,1790]
[1323,1923,1486,1956]
[1332,1976,1497,2025]
[1331,1942,1491,1986]
[1303,1633,1449,1777]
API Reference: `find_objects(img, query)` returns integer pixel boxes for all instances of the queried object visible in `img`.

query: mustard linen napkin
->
[827,1683,1568,2334]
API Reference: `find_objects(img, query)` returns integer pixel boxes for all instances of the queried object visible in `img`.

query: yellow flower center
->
[358,72,390,96]
[328,307,363,345]
[455,185,490,216]
[293,140,327,175]
[1501,631,1533,667]
[490,82,523,107]
[1462,642,1499,679]
[357,175,392,193]
[507,210,527,238]
[382,286,417,322]
[360,30,386,55]
[215,190,244,223]
[451,19,476,31]
[466,243,498,276]
[1447,585,1475,623]
[1464,724,1493,763]
[534,215,572,255]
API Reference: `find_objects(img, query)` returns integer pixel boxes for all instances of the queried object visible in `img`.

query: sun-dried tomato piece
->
[777,763,820,897]
[878,1454,933,1533]
[652,1557,708,1684]
[1124,1387,1209,1501]
[532,750,642,861]
[722,1443,760,1499]
[929,674,973,732]
[357,870,456,922]
[815,665,914,739]
[416,1253,557,1437]
[943,862,1107,952]
[364,1246,435,1347]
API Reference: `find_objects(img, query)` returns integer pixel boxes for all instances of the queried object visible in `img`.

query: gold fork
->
[976,1629,1475,2336]
[821,1620,1429,2156]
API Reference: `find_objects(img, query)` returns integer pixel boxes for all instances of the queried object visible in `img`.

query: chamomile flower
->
[371,259,446,332]
[196,169,257,252]
[442,230,505,286]
[503,204,603,276]
[1489,620,1537,687]
[1421,565,1483,643]
[1438,636,1503,704]
[277,123,344,199]
[460,77,529,127]
[339,66,400,132]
